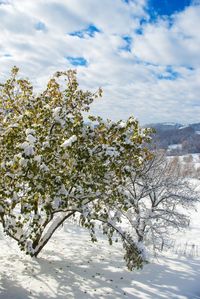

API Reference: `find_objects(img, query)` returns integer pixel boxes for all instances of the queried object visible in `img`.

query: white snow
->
[34,155,42,163]
[118,121,126,128]
[181,153,200,162]
[20,142,35,156]
[19,157,28,167]
[168,144,182,150]
[40,163,49,172]
[26,134,36,144]
[61,135,77,148]
[1,199,200,298]
[170,153,200,170]
[52,197,62,209]
[25,129,35,136]
[58,184,68,196]
[20,131,36,156]
[52,107,65,126]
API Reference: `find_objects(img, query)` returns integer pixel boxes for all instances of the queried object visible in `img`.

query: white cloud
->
[133,5,200,67]
[0,0,200,125]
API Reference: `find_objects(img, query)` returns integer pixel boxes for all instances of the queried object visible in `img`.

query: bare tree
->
[116,151,199,252]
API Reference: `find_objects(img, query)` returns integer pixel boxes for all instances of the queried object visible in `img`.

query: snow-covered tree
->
[0,67,152,270]
[116,151,198,252]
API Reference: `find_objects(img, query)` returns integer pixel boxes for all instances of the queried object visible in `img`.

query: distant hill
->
[145,122,200,155]
[146,122,183,132]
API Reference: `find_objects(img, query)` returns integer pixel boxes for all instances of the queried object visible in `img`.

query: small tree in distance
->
[0,67,152,270]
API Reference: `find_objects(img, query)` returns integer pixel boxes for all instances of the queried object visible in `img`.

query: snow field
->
[1,201,200,299]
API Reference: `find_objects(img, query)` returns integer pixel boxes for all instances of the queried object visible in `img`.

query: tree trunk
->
[33,211,76,257]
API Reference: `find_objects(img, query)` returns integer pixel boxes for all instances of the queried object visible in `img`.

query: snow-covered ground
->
[168,144,182,151]
[1,197,200,299]
[168,153,200,171]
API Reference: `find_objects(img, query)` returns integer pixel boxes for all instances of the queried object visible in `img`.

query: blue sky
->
[148,0,191,16]
[0,0,200,124]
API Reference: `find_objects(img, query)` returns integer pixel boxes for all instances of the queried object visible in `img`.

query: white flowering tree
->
[0,67,152,270]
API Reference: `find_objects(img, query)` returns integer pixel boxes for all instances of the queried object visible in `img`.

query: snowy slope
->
[1,199,200,299]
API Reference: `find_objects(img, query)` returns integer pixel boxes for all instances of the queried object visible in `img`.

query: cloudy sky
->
[0,0,200,124]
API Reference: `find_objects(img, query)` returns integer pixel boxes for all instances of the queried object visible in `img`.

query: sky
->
[0,0,200,125]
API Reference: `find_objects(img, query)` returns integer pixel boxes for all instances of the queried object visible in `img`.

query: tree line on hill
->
[147,123,200,155]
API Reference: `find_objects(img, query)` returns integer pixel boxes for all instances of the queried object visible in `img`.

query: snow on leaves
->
[61,135,77,148]
[0,67,152,270]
